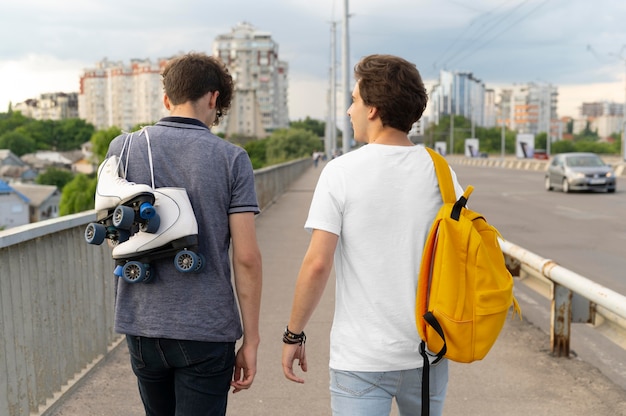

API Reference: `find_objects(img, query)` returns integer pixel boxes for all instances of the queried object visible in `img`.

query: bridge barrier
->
[446,155,626,176]
[0,157,311,416]
[500,239,626,357]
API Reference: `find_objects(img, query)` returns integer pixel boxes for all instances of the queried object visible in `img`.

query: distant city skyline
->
[1,0,625,122]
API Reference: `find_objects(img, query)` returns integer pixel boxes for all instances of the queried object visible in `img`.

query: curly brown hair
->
[354,55,428,133]
[162,52,234,125]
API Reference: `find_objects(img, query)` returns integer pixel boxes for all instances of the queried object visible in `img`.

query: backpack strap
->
[425,147,455,204]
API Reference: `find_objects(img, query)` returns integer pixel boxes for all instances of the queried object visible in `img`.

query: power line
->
[433,0,522,71]
[436,0,550,72]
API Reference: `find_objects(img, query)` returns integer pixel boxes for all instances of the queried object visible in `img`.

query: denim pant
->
[329,359,449,416]
[125,335,235,416]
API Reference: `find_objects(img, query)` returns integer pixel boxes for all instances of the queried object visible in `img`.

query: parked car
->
[545,152,616,193]
[533,149,549,160]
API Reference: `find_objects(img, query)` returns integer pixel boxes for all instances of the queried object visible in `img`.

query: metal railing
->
[0,157,311,416]
[501,239,626,356]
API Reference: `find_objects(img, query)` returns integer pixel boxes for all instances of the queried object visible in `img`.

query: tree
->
[36,167,75,190]
[60,174,97,215]
[54,118,95,151]
[265,128,322,165]
[290,117,326,137]
[0,130,36,156]
[91,126,122,162]
[244,139,267,169]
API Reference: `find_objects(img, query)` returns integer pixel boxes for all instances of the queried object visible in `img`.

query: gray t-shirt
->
[107,117,259,342]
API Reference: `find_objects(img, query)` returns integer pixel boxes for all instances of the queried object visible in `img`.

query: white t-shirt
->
[305,144,464,371]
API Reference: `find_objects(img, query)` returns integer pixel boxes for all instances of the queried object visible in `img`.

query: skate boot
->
[84,156,159,246]
[111,187,203,284]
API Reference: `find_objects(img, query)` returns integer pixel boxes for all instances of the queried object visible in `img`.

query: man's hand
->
[231,342,258,393]
[282,343,307,383]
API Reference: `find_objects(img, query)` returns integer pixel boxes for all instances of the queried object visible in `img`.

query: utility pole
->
[326,21,338,159]
[341,0,352,155]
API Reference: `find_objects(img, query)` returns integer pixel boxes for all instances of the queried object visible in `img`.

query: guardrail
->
[446,155,626,177]
[0,157,311,416]
[501,239,626,357]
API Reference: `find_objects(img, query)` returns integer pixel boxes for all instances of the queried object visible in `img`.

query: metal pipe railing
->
[500,239,626,356]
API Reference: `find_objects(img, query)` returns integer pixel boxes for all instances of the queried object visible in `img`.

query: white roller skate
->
[111,187,203,284]
[84,156,160,246]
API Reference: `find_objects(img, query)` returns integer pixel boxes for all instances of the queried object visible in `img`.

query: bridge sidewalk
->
[46,163,626,416]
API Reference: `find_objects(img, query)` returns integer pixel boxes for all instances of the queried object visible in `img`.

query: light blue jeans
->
[330,359,448,416]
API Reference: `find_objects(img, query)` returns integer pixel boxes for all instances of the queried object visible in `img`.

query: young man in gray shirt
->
[106,52,262,415]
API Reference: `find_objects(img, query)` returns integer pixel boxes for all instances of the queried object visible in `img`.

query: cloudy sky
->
[1,0,625,121]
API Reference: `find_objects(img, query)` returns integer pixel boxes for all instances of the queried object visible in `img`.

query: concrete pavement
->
[44,163,626,416]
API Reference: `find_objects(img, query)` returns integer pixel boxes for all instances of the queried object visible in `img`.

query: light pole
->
[341,0,352,155]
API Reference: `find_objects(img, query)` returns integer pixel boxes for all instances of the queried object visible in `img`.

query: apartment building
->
[13,92,79,121]
[78,58,169,131]
[213,22,289,138]
[429,70,489,129]
[576,101,625,139]
[499,83,559,139]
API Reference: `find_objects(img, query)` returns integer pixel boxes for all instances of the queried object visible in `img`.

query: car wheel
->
[545,176,553,191]
[562,178,570,193]
[608,187,616,193]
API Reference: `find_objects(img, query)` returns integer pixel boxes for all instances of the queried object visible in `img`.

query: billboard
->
[464,138,479,157]
[516,134,535,159]
[434,141,447,156]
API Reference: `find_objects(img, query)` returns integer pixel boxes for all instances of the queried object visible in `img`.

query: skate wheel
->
[174,250,199,273]
[142,268,154,283]
[113,205,135,229]
[139,212,160,234]
[194,253,206,273]
[116,229,131,244]
[113,265,124,277]
[121,261,148,283]
[139,201,156,220]
[85,223,106,245]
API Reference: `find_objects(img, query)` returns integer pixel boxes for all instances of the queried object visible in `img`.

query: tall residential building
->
[13,92,79,121]
[213,22,289,138]
[429,70,488,130]
[78,58,169,131]
[577,101,625,138]
[499,83,559,139]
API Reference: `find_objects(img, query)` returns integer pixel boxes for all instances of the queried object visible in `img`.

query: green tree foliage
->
[36,167,75,190]
[244,139,267,169]
[0,111,96,153]
[425,114,623,156]
[424,115,516,155]
[290,117,326,137]
[265,128,322,165]
[0,130,37,155]
[91,126,122,162]
[54,118,95,150]
[60,174,97,215]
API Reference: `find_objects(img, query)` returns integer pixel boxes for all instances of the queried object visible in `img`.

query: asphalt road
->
[450,164,626,295]
[448,163,626,391]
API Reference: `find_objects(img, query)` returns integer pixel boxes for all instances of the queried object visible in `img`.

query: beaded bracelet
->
[283,326,306,345]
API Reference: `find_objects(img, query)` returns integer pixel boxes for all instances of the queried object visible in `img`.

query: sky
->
[1,0,625,122]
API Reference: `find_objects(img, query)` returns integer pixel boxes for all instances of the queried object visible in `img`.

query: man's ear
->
[163,94,171,110]
[209,91,220,109]
[368,105,379,120]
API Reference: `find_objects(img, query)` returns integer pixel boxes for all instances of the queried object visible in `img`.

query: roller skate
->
[84,156,160,246]
[111,187,204,284]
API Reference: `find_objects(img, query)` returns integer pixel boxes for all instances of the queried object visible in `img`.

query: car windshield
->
[565,155,604,168]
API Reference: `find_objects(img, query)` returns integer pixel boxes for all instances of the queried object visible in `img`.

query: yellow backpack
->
[417,148,521,415]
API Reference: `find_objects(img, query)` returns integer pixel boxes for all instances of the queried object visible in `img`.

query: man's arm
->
[229,212,262,393]
[282,229,338,383]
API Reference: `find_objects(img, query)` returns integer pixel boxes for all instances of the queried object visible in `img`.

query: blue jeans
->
[330,359,448,416]
[125,335,235,416]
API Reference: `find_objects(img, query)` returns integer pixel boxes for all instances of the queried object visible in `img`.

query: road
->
[451,164,626,295]
[449,163,626,390]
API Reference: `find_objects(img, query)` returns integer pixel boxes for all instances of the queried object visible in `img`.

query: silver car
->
[545,152,616,193]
